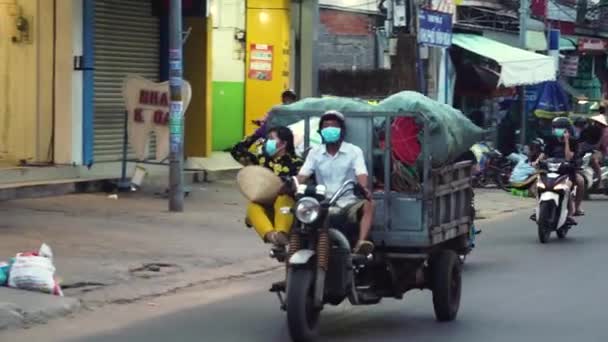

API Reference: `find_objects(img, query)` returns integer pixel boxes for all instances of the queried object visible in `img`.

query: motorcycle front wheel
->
[287,268,321,342]
[537,202,554,244]
[538,225,551,243]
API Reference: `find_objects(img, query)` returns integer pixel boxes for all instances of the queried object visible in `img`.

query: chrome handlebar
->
[328,180,358,206]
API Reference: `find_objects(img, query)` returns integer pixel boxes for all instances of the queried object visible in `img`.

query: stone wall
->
[318,8,377,71]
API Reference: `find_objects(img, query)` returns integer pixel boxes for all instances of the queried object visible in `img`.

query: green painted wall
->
[212,81,245,151]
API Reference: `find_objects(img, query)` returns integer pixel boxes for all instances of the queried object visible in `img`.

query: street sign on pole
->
[417,9,452,104]
[169,0,184,212]
[417,9,453,48]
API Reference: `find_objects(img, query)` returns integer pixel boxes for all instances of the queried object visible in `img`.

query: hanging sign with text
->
[248,44,273,81]
[418,9,453,48]
[122,75,192,161]
[560,55,579,77]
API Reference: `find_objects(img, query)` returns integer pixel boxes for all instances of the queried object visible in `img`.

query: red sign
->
[134,90,170,126]
[248,44,273,81]
[578,38,607,51]
[530,0,547,17]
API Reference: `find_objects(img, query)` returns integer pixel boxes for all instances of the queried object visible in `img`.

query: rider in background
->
[231,90,298,165]
[577,115,608,185]
[542,117,584,220]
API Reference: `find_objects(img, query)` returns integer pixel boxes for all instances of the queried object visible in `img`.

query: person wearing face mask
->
[541,117,584,220]
[240,126,303,246]
[297,110,375,255]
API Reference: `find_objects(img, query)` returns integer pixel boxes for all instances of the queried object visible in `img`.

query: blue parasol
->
[533,81,571,119]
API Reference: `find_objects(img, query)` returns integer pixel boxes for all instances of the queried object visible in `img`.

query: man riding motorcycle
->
[539,117,585,221]
[576,115,608,185]
[296,110,375,255]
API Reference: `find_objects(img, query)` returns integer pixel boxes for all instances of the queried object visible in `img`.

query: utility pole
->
[169,0,184,212]
[519,0,529,146]
[298,0,319,97]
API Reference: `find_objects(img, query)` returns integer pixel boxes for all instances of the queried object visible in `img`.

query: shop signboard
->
[578,38,607,52]
[122,75,192,161]
[417,9,453,48]
[248,44,274,81]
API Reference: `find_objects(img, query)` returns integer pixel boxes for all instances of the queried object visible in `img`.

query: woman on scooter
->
[234,126,303,247]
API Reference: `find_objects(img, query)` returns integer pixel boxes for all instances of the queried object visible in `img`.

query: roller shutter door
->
[94,0,160,162]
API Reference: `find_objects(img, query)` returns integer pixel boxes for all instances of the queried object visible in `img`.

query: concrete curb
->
[0,288,81,330]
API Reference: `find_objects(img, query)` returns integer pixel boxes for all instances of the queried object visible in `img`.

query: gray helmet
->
[552,116,571,129]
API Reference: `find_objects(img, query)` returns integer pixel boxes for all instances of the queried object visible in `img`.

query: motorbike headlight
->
[295,197,321,224]
[547,163,561,172]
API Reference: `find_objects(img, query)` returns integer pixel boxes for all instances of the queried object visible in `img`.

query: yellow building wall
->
[184,16,213,158]
[0,0,53,164]
[244,0,291,135]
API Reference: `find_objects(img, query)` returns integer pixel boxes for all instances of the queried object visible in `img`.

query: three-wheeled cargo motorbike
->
[264,111,476,342]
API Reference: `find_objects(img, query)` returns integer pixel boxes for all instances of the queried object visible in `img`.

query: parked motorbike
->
[472,147,514,191]
[535,158,577,243]
[580,151,608,199]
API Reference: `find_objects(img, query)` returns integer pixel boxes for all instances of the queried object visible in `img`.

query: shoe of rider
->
[354,240,374,255]
[265,231,289,247]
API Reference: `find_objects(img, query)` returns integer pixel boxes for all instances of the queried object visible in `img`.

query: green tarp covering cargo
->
[265,91,485,168]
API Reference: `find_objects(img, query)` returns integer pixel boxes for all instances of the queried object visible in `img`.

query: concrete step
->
[187,152,241,182]
[0,177,111,201]
[0,165,81,185]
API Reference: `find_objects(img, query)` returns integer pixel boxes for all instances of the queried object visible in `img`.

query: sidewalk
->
[0,182,533,330]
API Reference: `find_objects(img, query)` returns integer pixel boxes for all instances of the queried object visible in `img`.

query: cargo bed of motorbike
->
[266,110,474,255]
[371,161,473,251]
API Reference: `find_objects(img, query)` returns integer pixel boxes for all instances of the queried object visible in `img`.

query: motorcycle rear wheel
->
[431,250,462,322]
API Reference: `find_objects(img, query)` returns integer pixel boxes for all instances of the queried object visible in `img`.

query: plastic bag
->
[509,153,536,184]
[8,244,62,295]
[0,262,9,285]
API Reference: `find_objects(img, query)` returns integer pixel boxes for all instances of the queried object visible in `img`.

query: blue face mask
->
[264,139,278,156]
[553,128,565,138]
[321,127,342,143]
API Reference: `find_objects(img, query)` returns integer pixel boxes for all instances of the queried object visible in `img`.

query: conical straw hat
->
[590,114,608,126]
[236,165,283,205]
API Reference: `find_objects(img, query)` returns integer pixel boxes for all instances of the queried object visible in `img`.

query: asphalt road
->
[72,201,608,342]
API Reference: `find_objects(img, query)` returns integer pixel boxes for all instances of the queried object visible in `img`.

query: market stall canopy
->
[483,30,548,51]
[452,34,556,87]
